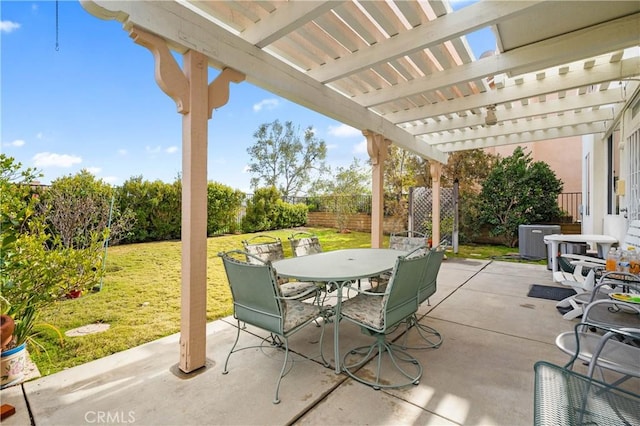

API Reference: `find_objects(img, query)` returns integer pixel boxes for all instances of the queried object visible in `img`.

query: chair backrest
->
[383,252,429,328]
[242,235,285,265]
[418,248,444,304]
[219,250,284,335]
[389,231,427,253]
[289,232,322,257]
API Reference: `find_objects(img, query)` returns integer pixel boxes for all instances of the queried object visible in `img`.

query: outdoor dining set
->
[217,231,444,404]
[217,228,639,425]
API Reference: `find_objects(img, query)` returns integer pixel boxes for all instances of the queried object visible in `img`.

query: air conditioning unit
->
[519,225,561,260]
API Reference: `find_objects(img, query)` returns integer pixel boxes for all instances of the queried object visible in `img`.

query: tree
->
[442,150,496,193]
[383,145,427,218]
[247,120,328,197]
[477,147,563,247]
[316,158,370,232]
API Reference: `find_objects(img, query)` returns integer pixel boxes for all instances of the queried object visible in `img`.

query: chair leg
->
[400,314,443,350]
[343,332,422,390]
[273,339,289,404]
[222,321,243,375]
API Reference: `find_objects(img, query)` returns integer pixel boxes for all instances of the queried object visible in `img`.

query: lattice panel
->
[409,187,455,244]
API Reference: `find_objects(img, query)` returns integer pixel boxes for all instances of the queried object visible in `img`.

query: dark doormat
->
[527,284,576,301]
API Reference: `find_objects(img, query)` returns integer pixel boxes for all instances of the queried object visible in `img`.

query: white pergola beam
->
[355,13,640,107]
[437,123,606,152]
[423,108,615,145]
[308,0,542,83]
[241,1,343,48]
[407,89,626,135]
[387,56,639,123]
[81,0,448,163]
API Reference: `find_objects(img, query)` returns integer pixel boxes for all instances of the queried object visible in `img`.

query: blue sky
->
[1,1,494,192]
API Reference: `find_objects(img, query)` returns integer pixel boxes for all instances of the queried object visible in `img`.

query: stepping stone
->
[65,323,110,337]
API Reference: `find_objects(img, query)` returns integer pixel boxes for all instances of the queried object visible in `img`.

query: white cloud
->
[242,165,251,173]
[326,143,338,150]
[328,124,361,138]
[253,98,280,112]
[145,145,162,154]
[117,149,128,156]
[165,146,178,154]
[8,139,25,147]
[86,167,102,175]
[102,176,118,184]
[32,152,82,168]
[36,132,44,140]
[353,139,368,154]
[0,21,21,33]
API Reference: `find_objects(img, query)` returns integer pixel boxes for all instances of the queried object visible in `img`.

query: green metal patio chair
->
[339,247,427,389]
[242,234,318,299]
[399,247,444,350]
[370,230,428,291]
[219,250,325,404]
[288,232,322,257]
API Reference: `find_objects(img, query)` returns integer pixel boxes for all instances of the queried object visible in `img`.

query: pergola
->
[80,0,640,373]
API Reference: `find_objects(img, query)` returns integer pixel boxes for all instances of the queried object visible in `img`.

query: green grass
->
[32,227,537,376]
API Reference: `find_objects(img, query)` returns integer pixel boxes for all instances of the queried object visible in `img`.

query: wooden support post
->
[130,25,244,373]
[430,162,443,247]
[364,130,390,248]
[179,50,209,373]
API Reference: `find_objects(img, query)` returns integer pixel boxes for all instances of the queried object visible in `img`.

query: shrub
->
[116,177,181,243]
[207,182,245,235]
[477,147,563,247]
[241,187,307,232]
[273,200,307,229]
[241,187,280,233]
[43,171,135,248]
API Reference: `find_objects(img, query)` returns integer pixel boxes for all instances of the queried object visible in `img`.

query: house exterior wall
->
[584,94,640,241]
[487,136,583,193]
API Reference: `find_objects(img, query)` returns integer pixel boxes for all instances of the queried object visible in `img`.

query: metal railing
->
[557,192,582,223]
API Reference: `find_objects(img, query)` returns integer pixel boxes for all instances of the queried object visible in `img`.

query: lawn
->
[33,227,532,376]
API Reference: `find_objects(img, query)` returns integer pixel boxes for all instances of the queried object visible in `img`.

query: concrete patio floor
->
[3,258,636,425]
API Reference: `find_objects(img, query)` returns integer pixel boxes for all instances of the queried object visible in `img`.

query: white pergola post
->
[430,162,443,247]
[364,130,390,248]
[179,50,209,373]
[129,26,244,373]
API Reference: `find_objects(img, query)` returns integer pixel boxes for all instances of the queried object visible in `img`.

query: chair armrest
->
[582,298,640,324]
[276,286,319,301]
[570,259,605,269]
[597,271,640,284]
[570,321,640,379]
[561,253,605,264]
[343,281,387,296]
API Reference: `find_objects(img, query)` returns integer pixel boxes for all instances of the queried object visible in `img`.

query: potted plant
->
[0,155,105,388]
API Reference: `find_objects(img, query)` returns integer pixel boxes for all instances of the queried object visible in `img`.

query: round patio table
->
[273,248,407,374]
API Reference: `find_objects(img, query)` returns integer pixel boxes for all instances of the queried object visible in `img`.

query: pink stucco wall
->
[487,136,582,193]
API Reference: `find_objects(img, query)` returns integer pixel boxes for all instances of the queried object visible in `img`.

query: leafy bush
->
[241,187,307,232]
[241,187,280,232]
[116,177,181,243]
[477,147,563,247]
[207,182,245,235]
[0,156,103,349]
[43,171,135,248]
[273,200,307,229]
